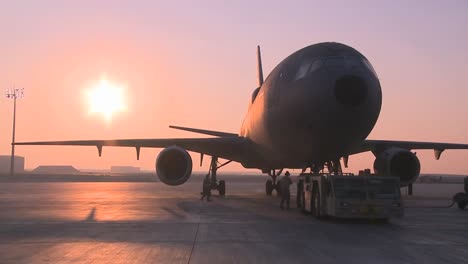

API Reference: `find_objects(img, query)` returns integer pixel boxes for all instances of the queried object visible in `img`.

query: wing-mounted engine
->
[373,148,420,186]
[156,146,193,186]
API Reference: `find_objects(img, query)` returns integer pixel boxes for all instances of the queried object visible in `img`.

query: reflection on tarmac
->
[0,175,466,264]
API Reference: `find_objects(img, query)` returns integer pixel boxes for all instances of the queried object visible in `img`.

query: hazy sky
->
[1,0,467,174]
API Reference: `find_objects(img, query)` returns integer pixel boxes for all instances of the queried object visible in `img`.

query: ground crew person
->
[280,171,292,210]
[201,174,212,201]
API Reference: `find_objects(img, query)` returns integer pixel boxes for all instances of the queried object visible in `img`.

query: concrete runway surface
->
[0,174,466,264]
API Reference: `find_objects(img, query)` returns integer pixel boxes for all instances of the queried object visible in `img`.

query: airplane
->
[15,42,468,196]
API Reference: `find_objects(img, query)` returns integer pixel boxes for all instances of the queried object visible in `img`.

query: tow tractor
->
[298,173,403,220]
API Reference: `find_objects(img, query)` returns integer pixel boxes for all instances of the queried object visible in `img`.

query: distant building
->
[32,166,80,174]
[0,155,25,174]
[111,166,140,173]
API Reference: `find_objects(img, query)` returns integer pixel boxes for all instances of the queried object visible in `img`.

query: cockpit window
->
[294,60,311,80]
[325,57,344,67]
[325,56,362,68]
[294,59,323,81]
[292,56,377,82]
[309,60,323,73]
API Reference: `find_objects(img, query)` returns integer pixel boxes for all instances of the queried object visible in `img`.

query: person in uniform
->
[201,174,212,201]
[280,171,292,210]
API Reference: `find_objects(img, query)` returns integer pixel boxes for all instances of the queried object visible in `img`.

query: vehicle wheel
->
[312,184,321,218]
[266,180,273,195]
[458,202,466,210]
[453,192,465,202]
[218,180,226,196]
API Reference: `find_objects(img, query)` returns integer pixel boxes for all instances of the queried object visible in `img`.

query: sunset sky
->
[1,0,467,174]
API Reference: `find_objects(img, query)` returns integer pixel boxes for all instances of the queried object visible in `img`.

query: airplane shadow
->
[83,207,97,222]
[0,195,397,245]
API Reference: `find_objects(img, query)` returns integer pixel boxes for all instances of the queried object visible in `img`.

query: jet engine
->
[156,146,193,186]
[373,148,420,186]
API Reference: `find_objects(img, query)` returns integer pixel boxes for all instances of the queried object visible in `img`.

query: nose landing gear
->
[207,156,231,196]
[263,160,341,196]
[265,169,283,196]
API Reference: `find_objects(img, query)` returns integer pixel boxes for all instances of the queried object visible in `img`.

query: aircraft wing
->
[169,125,238,137]
[353,140,468,159]
[14,137,251,162]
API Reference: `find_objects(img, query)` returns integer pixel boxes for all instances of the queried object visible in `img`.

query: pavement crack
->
[187,207,201,264]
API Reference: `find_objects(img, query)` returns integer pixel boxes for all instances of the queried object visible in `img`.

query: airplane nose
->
[334,75,368,107]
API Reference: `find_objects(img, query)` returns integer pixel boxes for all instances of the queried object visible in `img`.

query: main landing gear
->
[453,176,468,210]
[265,169,283,196]
[207,156,232,196]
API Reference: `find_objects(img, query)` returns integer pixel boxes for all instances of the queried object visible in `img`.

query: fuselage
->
[240,42,382,169]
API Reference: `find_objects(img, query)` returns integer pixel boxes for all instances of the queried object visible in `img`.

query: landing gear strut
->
[325,160,342,175]
[265,169,283,196]
[207,156,231,196]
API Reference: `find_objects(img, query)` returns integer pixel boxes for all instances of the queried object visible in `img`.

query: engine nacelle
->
[156,146,193,186]
[373,148,420,186]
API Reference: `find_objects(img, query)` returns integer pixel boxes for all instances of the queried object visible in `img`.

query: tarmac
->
[0,173,466,264]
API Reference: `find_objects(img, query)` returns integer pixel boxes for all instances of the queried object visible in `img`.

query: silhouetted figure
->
[201,174,212,201]
[280,171,292,210]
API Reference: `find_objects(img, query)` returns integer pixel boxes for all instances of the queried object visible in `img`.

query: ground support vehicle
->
[298,173,403,220]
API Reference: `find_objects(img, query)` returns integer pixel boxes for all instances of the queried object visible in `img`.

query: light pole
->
[5,88,24,176]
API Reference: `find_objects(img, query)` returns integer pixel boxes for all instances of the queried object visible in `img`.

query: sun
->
[87,78,127,121]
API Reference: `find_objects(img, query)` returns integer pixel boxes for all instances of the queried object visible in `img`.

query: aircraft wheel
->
[312,184,321,218]
[218,180,226,196]
[453,192,465,201]
[453,192,467,209]
[266,180,273,195]
[457,201,466,210]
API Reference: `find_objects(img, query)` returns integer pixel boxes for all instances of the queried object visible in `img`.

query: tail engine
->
[156,146,193,186]
[373,148,420,186]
